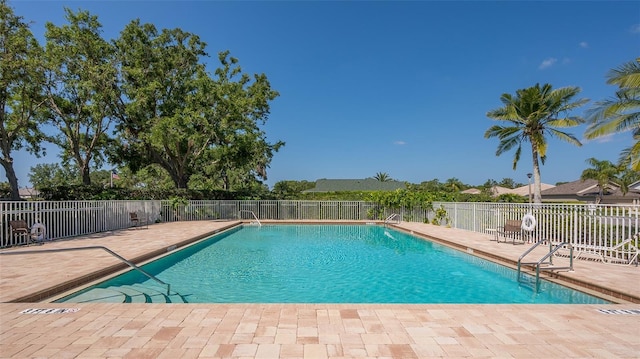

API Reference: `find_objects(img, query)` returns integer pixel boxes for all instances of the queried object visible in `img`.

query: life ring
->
[30,223,46,241]
[521,214,537,231]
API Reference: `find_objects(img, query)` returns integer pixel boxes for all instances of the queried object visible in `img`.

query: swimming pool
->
[56,224,609,304]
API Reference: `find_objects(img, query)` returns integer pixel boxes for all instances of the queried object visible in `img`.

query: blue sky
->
[6,1,640,189]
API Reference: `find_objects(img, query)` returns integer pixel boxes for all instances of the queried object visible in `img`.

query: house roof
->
[461,188,482,195]
[18,187,40,198]
[509,183,555,196]
[460,185,556,197]
[460,186,525,196]
[491,186,513,196]
[541,179,606,196]
[541,179,640,199]
[303,178,406,192]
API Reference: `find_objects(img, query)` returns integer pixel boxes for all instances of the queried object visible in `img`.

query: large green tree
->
[272,180,315,199]
[585,58,640,171]
[485,83,588,203]
[43,9,117,185]
[0,0,47,199]
[113,20,283,189]
[117,165,174,190]
[28,163,79,189]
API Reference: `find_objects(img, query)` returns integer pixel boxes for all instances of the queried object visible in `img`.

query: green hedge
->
[37,185,256,201]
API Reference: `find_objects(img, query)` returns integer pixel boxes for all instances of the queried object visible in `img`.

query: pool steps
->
[0,246,171,297]
[63,284,188,304]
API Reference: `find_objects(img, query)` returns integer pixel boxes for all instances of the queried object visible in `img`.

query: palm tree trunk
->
[531,145,543,203]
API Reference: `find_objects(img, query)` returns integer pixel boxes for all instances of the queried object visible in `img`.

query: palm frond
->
[537,137,548,159]
[586,60,640,141]
[547,117,585,128]
[607,58,640,88]
[618,137,640,172]
[588,97,640,121]
[484,125,521,140]
[511,145,521,170]
[547,128,583,146]
[486,106,525,123]
[496,135,521,156]
[548,85,580,100]
[586,101,640,139]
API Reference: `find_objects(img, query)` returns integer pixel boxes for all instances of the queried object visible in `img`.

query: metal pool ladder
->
[384,213,401,225]
[0,246,172,295]
[517,240,574,291]
[239,210,261,226]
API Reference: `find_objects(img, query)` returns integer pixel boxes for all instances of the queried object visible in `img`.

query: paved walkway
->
[1,221,639,358]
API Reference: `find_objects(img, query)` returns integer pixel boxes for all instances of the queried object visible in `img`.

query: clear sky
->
[6,0,640,189]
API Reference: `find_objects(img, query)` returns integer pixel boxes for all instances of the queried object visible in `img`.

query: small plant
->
[169,196,189,220]
[169,196,189,209]
[367,206,387,220]
[431,205,450,226]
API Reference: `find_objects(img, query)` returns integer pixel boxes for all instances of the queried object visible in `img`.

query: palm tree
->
[485,83,588,203]
[616,167,640,196]
[585,58,640,171]
[374,172,392,182]
[444,177,464,192]
[580,158,621,203]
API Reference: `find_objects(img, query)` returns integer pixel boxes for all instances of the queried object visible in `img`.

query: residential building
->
[303,178,406,193]
[541,179,640,205]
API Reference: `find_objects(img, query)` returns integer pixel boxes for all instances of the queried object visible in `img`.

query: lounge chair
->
[9,220,43,245]
[497,219,526,244]
[573,236,639,265]
[129,212,149,229]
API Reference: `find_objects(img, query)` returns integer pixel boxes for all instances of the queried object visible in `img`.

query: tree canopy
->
[43,8,118,185]
[0,0,47,199]
[585,58,640,171]
[3,7,284,194]
[112,20,283,189]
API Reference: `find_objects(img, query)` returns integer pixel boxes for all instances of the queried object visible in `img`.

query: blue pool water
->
[57,225,609,304]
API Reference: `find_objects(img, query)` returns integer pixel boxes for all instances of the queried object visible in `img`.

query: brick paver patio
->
[1,221,638,358]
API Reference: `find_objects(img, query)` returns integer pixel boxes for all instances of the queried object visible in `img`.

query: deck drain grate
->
[20,308,80,314]
[597,309,640,315]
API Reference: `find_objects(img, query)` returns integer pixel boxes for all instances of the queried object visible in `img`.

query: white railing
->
[434,202,638,264]
[1,200,162,247]
[1,200,638,264]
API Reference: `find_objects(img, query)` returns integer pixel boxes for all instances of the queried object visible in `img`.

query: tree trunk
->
[531,145,543,204]
[169,170,189,189]
[176,176,189,189]
[222,172,229,191]
[2,160,21,200]
[81,163,91,185]
[597,187,604,204]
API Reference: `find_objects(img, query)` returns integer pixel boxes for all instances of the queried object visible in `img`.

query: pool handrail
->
[517,240,574,292]
[384,213,401,225]
[0,246,171,295]
[239,210,261,226]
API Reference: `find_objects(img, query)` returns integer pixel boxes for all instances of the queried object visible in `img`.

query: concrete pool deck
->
[1,221,639,358]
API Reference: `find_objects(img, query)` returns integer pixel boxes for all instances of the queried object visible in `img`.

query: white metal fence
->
[1,200,162,247]
[2,200,638,264]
